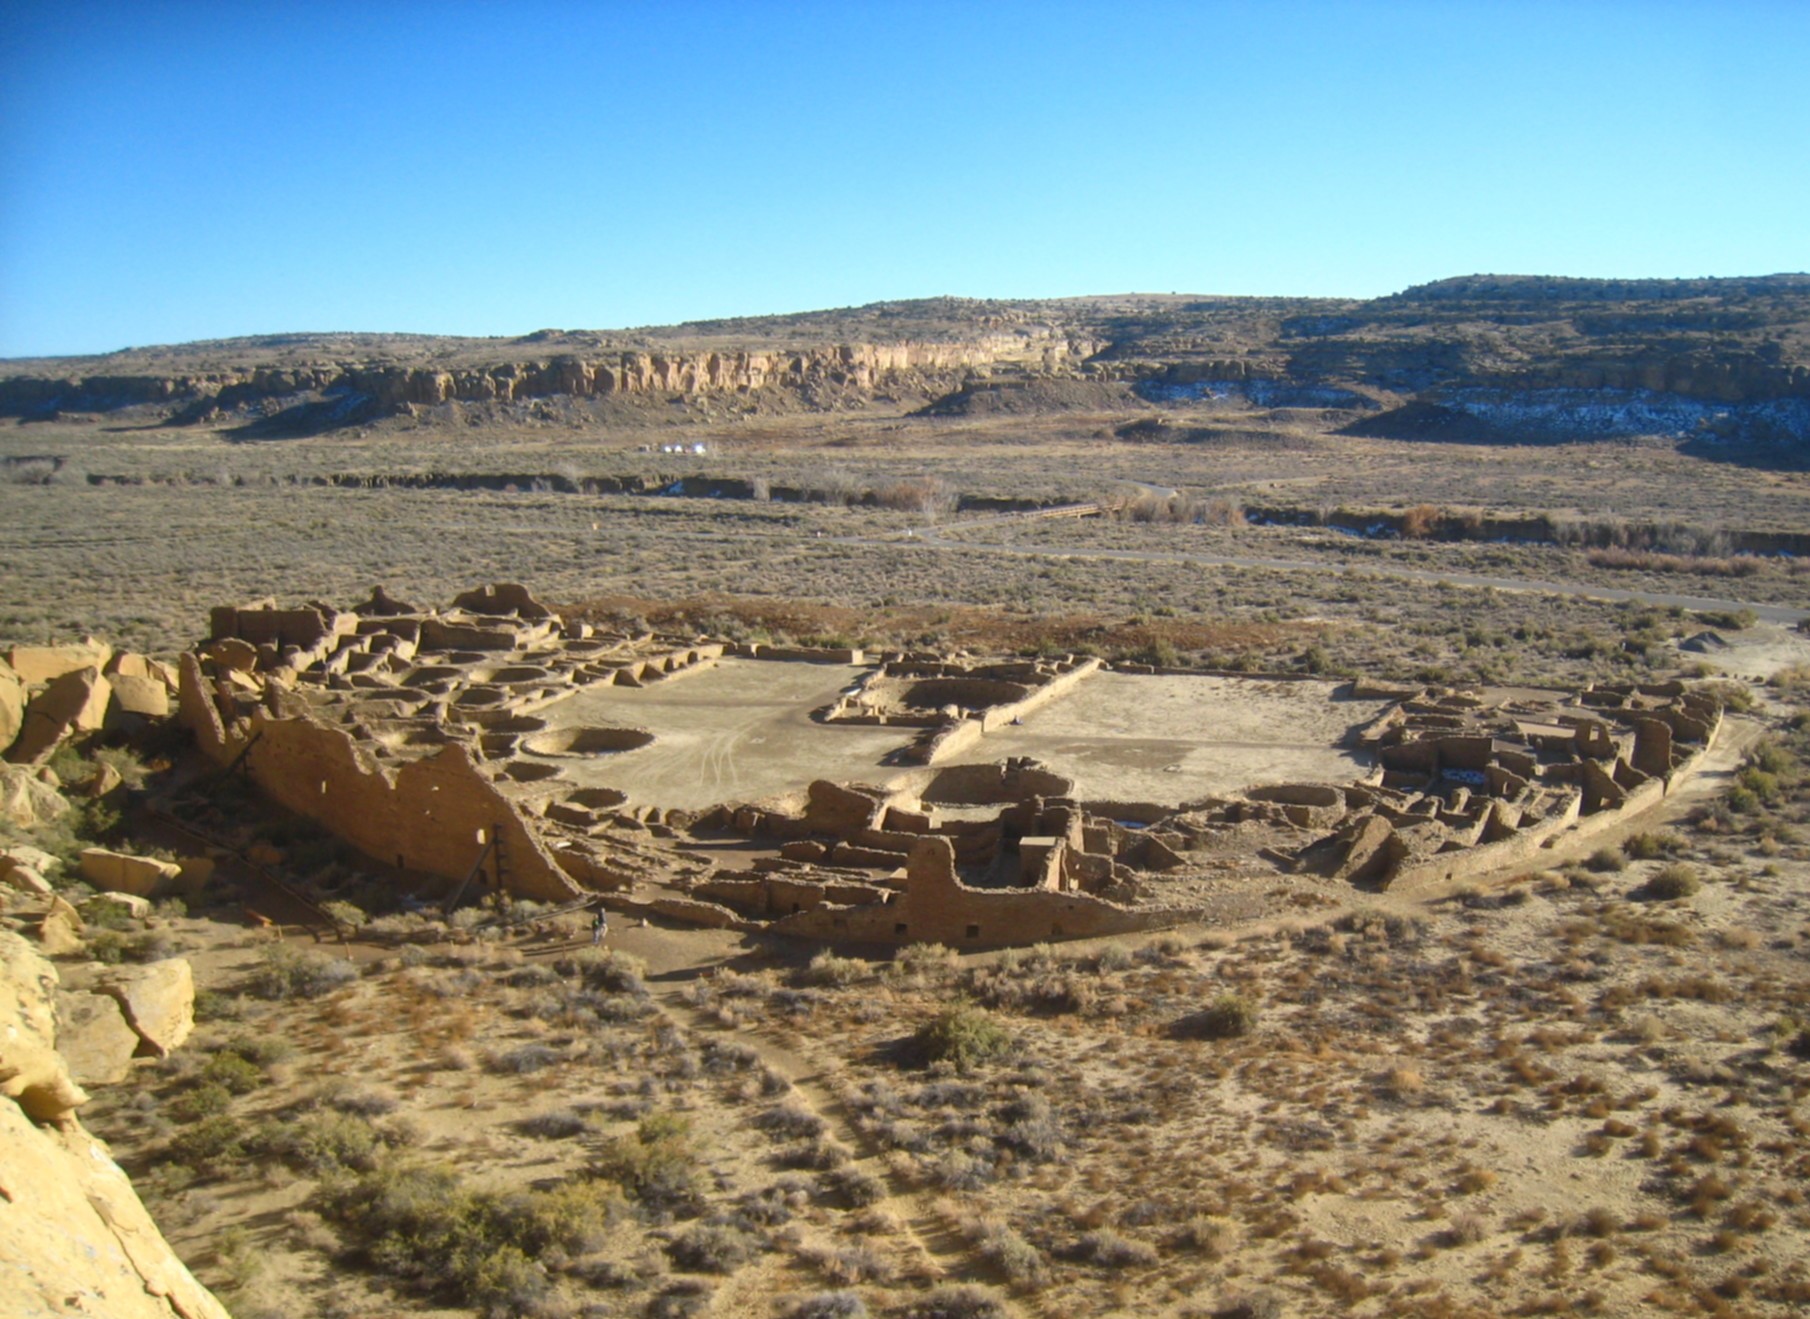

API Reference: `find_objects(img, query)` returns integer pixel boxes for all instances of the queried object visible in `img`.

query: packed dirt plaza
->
[5,279,1810,1319]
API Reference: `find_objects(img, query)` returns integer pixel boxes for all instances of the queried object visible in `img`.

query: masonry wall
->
[180,656,581,902]
[771,837,1190,947]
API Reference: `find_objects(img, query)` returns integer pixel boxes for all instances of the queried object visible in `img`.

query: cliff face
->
[0,333,1096,419]
[0,931,233,1319]
[5,276,1809,442]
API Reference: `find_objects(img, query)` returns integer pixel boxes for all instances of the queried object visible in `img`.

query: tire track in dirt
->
[652,990,983,1285]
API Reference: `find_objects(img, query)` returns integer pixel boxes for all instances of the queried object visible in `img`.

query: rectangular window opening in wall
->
[965,924,980,940]
[894,923,908,937]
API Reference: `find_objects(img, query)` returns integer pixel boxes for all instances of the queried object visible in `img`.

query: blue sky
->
[2,0,1805,357]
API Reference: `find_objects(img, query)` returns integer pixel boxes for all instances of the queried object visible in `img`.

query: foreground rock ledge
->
[0,931,231,1319]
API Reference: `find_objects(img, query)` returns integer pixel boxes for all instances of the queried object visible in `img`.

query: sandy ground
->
[530,659,910,808]
[966,673,1389,805]
[530,664,1387,813]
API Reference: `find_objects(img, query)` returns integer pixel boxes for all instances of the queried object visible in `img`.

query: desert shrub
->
[82,897,140,931]
[1401,504,1440,539]
[502,1179,624,1254]
[1645,864,1701,900]
[800,950,867,987]
[911,1005,1012,1072]
[485,1043,562,1075]
[928,1149,992,1191]
[86,929,132,964]
[892,943,959,979]
[249,944,358,1000]
[1095,943,1134,973]
[1624,831,1682,860]
[321,1083,397,1117]
[572,946,648,994]
[169,1081,234,1123]
[592,1112,703,1213]
[1179,993,1258,1040]
[790,1291,870,1319]
[667,1221,755,1273]
[515,1108,590,1139]
[894,1284,1009,1319]
[168,1114,248,1167]
[219,1033,295,1067]
[828,1165,886,1207]
[263,1111,380,1175]
[319,899,369,930]
[1074,1227,1158,1268]
[967,1216,1049,1288]
[199,1051,266,1095]
[317,1162,596,1312]
[1214,1291,1285,1319]
[756,1101,826,1139]
[1586,846,1627,873]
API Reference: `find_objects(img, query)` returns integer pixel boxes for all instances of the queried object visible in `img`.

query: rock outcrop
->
[96,960,196,1058]
[7,666,112,764]
[78,848,183,899]
[0,932,232,1319]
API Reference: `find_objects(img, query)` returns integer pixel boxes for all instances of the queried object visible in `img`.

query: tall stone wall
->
[179,656,580,903]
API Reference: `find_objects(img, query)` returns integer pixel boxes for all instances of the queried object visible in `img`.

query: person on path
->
[591,907,609,946]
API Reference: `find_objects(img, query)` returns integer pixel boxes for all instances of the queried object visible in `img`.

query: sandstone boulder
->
[2,843,59,880]
[0,928,231,1319]
[107,672,172,729]
[37,896,87,956]
[79,848,182,898]
[0,658,23,754]
[204,636,260,672]
[105,650,157,680]
[82,759,124,798]
[0,930,87,1119]
[97,960,195,1057]
[7,665,113,763]
[0,766,69,828]
[7,636,112,684]
[54,988,140,1086]
[0,862,52,897]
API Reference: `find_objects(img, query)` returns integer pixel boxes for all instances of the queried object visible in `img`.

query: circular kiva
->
[522,726,656,757]
[502,760,565,783]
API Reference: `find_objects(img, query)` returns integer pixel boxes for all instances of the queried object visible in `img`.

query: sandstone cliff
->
[0,931,231,1319]
[0,331,1095,422]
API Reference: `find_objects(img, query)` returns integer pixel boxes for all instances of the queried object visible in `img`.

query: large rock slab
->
[79,847,182,898]
[106,672,172,730]
[0,929,231,1319]
[0,658,23,755]
[0,930,87,1119]
[7,666,112,764]
[36,896,87,957]
[96,960,194,1057]
[7,637,112,684]
[55,988,140,1085]
[0,765,69,829]
[0,862,52,897]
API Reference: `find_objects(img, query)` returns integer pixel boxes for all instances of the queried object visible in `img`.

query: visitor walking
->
[591,908,609,946]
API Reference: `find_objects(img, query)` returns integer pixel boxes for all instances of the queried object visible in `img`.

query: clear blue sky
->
[2,0,1805,358]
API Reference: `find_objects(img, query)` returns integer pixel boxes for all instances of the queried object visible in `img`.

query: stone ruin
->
[177,585,1725,947]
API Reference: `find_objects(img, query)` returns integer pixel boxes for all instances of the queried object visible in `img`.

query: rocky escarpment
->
[0,930,231,1319]
[0,332,1096,426]
[7,275,1810,444]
